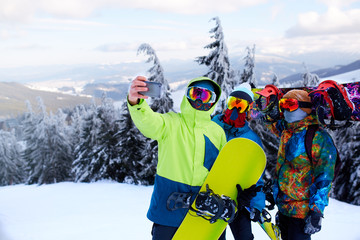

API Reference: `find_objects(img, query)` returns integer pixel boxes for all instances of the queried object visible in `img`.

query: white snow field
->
[0,182,359,240]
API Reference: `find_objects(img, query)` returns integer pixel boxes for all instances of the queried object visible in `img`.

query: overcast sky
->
[1,0,360,68]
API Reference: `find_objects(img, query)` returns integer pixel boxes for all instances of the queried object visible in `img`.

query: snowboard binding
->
[190,184,237,224]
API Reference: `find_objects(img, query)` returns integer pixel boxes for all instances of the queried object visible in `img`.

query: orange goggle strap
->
[279,98,312,112]
[186,86,216,104]
[227,96,250,113]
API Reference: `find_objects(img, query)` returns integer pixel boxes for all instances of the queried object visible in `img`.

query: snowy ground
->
[322,69,360,84]
[0,182,359,240]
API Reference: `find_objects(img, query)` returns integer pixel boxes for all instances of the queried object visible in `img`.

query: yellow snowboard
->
[173,138,266,240]
[259,221,281,240]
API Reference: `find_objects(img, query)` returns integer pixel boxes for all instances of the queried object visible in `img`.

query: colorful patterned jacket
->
[268,115,337,219]
[127,77,227,227]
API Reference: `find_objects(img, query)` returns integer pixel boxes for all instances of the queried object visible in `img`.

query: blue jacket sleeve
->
[308,129,337,214]
[249,132,266,211]
[250,173,266,211]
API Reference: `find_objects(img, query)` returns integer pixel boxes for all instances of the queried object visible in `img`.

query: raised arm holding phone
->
[127,75,227,240]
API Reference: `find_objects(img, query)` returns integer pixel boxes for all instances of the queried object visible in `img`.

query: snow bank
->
[0,182,359,240]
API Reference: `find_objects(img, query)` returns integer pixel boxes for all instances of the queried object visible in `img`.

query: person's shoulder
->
[313,126,336,147]
[209,119,224,129]
[211,114,225,127]
[162,111,182,121]
[212,114,222,122]
[313,126,331,138]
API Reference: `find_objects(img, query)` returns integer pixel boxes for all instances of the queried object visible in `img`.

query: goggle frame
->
[186,86,216,104]
[227,96,250,113]
[279,98,312,112]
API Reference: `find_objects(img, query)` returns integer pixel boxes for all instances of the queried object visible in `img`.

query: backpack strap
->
[305,124,319,163]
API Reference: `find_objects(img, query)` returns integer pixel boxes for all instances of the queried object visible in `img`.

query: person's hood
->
[180,77,221,122]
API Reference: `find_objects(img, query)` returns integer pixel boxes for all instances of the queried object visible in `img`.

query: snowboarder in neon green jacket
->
[127,76,227,239]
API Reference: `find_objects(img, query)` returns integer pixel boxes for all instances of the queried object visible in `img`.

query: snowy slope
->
[0,182,359,240]
[321,69,360,84]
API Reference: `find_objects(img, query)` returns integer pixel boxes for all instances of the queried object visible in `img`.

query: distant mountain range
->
[0,82,93,119]
[0,58,359,119]
[280,60,360,85]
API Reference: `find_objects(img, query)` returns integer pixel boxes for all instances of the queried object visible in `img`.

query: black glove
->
[304,210,323,234]
[249,208,262,223]
[236,184,262,209]
[275,211,280,227]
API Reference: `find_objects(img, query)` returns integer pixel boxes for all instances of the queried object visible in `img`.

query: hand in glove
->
[304,210,323,235]
[236,184,262,209]
[249,208,262,223]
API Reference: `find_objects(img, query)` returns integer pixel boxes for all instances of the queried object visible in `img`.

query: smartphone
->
[139,81,162,98]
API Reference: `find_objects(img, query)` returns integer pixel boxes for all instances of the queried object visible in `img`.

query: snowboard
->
[172,138,266,240]
[251,81,360,122]
[245,207,281,240]
[258,216,281,240]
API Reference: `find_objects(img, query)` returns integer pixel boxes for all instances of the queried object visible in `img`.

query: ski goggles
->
[227,96,249,113]
[186,86,216,104]
[279,98,312,112]
[256,95,277,113]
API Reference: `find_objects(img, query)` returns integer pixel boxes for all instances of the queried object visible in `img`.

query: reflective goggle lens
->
[187,87,216,103]
[258,96,270,111]
[227,96,249,113]
[279,98,300,112]
[255,95,277,113]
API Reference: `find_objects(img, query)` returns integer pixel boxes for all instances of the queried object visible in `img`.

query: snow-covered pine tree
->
[271,73,280,86]
[41,110,74,183]
[73,96,124,182]
[137,43,174,113]
[302,62,320,87]
[72,101,102,182]
[331,122,360,205]
[136,137,157,185]
[196,17,235,115]
[117,100,146,184]
[69,105,86,152]
[23,97,52,184]
[240,45,257,88]
[0,129,24,186]
[20,100,35,182]
[91,94,123,182]
[22,97,73,184]
[136,43,175,184]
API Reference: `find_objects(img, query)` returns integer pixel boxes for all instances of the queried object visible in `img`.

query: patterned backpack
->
[309,80,354,128]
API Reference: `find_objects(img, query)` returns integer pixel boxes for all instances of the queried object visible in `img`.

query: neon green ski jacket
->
[127,77,227,227]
